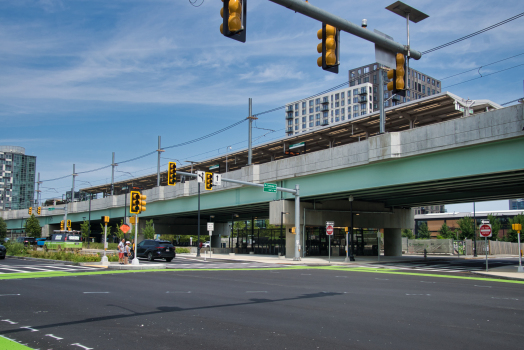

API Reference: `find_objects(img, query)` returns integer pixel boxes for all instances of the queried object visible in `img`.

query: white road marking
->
[0,294,21,296]
[1,319,18,324]
[301,274,312,275]
[14,266,49,271]
[375,278,389,280]
[46,334,64,340]
[406,294,431,296]
[83,292,109,294]
[20,326,39,332]
[166,291,191,294]
[0,268,29,273]
[71,343,94,350]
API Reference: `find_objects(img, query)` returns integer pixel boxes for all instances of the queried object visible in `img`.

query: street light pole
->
[197,182,201,258]
[280,211,288,256]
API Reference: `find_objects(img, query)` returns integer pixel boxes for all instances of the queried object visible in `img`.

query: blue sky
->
[1,0,523,211]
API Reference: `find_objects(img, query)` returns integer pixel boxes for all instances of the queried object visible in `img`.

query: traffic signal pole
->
[247,98,253,165]
[268,0,422,60]
[178,171,301,260]
[379,69,385,134]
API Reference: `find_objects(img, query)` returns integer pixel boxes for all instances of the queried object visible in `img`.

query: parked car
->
[136,239,175,262]
[202,241,211,248]
[16,237,36,246]
[0,243,6,259]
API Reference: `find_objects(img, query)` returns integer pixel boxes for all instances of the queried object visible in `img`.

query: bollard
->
[424,248,427,259]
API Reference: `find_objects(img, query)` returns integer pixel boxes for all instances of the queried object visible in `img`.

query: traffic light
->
[317,23,339,74]
[37,206,41,215]
[289,227,296,234]
[67,220,71,230]
[28,207,32,215]
[101,216,109,224]
[130,191,147,214]
[205,172,213,191]
[387,53,406,95]
[220,0,246,43]
[60,220,65,230]
[167,162,177,186]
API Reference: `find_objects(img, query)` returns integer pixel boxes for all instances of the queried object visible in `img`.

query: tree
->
[114,220,126,241]
[80,220,91,244]
[24,214,41,238]
[506,214,524,243]
[437,223,455,239]
[100,223,112,242]
[142,220,155,239]
[457,216,474,240]
[0,217,7,242]
[401,229,414,239]
[486,213,501,241]
[417,222,430,239]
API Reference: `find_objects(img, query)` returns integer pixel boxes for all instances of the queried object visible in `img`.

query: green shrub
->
[175,247,190,254]
[82,242,119,250]
[5,242,29,256]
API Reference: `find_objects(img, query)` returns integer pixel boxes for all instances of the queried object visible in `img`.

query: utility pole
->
[36,172,41,207]
[197,182,201,257]
[247,98,256,165]
[157,136,164,187]
[379,68,385,134]
[111,152,116,196]
[71,164,77,203]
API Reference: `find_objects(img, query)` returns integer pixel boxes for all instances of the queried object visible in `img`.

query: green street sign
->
[48,208,55,211]
[264,183,277,193]
[289,142,305,150]
[209,164,220,170]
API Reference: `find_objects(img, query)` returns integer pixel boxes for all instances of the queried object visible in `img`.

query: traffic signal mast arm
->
[177,171,298,194]
[268,0,421,60]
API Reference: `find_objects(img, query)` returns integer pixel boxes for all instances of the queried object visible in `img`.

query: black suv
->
[16,237,36,246]
[136,240,175,262]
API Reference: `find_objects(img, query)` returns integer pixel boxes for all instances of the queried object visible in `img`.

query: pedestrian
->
[131,239,135,259]
[125,241,131,264]
[118,238,125,265]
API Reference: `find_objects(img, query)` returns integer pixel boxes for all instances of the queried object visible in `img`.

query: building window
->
[422,75,425,82]
[432,89,435,95]
[373,75,377,83]
[309,122,314,127]
[364,77,369,83]
[309,115,314,121]
[309,100,314,107]
[316,113,320,119]
[309,107,314,113]
[341,100,345,106]
[335,117,340,122]
[295,118,299,124]
[353,105,359,111]
[315,98,320,104]
[323,111,328,118]
[408,79,410,88]
[422,86,425,94]
[341,92,345,99]
[358,69,361,74]
[302,102,306,108]
[302,123,306,129]
[350,71,355,78]
[341,116,345,121]
[335,93,339,100]
[295,103,299,109]
[350,80,355,86]
[316,106,320,112]
[353,88,358,95]
[295,125,299,130]
[437,82,440,88]
[353,97,358,103]
[295,111,299,117]
[373,64,377,70]
[316,121,320,126]
[354,112,358,118]
[357,78,361,84]
[432,79,435,85]
[287,120,292,126]
[363,67,369,73]
[335,109,340,115]
[341,108,345,115]
[335,101,339,107]
[302,117,306,123]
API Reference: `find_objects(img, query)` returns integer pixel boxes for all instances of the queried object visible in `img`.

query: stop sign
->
[326,225,334,236]
[479,224,492,237]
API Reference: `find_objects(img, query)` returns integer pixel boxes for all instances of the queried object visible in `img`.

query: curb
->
[6,255,80,266]
[471,271,524,281]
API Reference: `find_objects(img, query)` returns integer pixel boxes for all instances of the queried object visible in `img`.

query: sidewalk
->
[180,252,524,280]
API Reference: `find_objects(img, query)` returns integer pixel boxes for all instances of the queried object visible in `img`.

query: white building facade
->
[285,82,373,136]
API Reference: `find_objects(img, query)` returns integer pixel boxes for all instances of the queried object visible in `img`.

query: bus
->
[43,230,83,251]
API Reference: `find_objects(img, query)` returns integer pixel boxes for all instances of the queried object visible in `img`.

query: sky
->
[1,0,523,211]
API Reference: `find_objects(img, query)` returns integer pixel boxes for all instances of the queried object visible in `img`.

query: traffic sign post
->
[479,224,492,271]
[207,222,214,257]
[513,223,523,273]
[326,221,334,263]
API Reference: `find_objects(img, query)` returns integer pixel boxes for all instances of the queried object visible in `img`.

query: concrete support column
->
[384,228,402,256]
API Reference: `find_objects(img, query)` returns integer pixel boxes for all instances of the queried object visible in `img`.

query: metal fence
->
[407,239,524,256]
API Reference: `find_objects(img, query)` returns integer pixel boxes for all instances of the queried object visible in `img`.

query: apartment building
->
[0,146,36,211]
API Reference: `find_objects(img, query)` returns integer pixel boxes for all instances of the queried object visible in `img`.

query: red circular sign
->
[326,225,334,235]
[479,224,492,237]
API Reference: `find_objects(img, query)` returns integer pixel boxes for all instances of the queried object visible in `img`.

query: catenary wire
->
[501,98,524,106]
[444,63,524,88]
[440,52,524,80]
[421,12,524,55]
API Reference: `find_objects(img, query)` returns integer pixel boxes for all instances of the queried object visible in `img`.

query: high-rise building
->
[509,199,524,210]
[285,82,373,136]
[284,63,442,135]
[349,62,442,111]
[0,146,36,211]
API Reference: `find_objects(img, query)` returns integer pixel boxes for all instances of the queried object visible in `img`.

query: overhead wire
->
[444,63,524,88]
[439,52,524,80]
[421,12,524,55]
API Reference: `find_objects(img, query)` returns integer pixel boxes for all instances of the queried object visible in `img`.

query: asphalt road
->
[1,263,523,350]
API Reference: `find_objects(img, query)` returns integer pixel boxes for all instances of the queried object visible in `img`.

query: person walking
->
[118,238,125,265]
[124,241,131,264]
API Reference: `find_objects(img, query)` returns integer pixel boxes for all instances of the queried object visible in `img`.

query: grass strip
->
[0,335,35,350]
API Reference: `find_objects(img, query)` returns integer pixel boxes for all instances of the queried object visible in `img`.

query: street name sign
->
[263,183,277,193]
[48,208,55,211]
[479,224,492,238]
[289,142,305,150]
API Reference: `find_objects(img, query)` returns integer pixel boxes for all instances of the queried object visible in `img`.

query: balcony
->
[321,105,329,111]
[321,120,329,126]
[392,95,400,101]
[358,89,367,95]
[286,127,293,133]
[286,106,293,112]
[286,113,293,119]
[321,98,329,104]
[359,96,368,103]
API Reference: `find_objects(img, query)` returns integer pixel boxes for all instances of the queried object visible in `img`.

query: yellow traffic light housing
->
[28,207,33,215]
[60,220,65,230]
[67,220,71,230]
[387,53,406,95]
[167,162,177,186]
[101,216,109,224]
[205,172,213,191]
[317,23,339,74]
[37,206,41,215]
[130,191,147,214]
[220,0,246,43]
[289,227,296,234]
